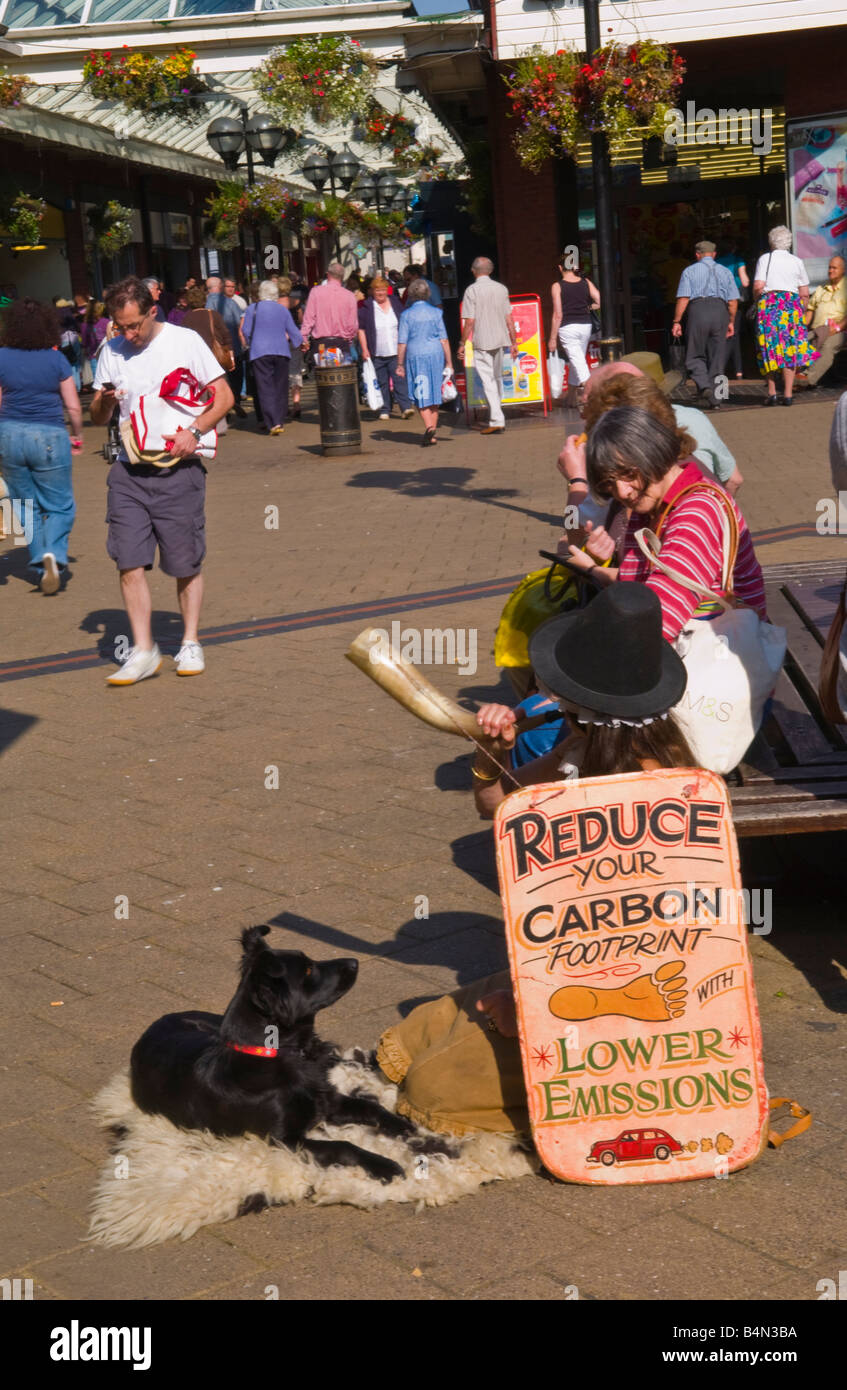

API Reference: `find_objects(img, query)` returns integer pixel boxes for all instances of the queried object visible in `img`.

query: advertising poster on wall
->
[495,769,769,1186]
[787,115,847,286]
[466,294,547,409]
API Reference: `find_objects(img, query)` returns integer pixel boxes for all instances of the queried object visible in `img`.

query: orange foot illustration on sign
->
[549,960,688,1022]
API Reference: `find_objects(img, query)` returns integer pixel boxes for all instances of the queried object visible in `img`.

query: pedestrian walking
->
[239,280,302,436]
[716,238,750,379]
[223,277,246,313]
[548,252,601,405]
[205,275,246,417]
[357,275,415,420]
[0,297,82,593]
[753,225,818,406]
[671,240,739,408]
[396,278,453,446]
[142,277,167,324]
[90,275,234,685]
[276,277,304,420]
[167,286,189,327]
[301,261,359,359]
[181,287,235,432]
[458,257,517,434]
[81,299,109,380]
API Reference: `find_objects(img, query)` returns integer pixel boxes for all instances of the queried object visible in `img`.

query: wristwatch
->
[188,426,202,443]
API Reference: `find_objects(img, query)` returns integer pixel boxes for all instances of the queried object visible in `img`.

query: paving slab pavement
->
[1,388,846,1303]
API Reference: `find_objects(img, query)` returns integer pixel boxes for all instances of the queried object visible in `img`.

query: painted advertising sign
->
[787,116,847,285]
[465,294,547,409]
[495,769,769,1185]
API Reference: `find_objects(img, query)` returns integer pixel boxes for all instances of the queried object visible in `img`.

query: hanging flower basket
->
[4,194,46,246]
[82,46,208,122]
[204,178,412,251]
[204,182,248,249]
[87,200,134,258]
[0,67,32,108]
[504,40,685,171]
[362,101,416,155]
[393,141,447,178]
[253,37,378,125]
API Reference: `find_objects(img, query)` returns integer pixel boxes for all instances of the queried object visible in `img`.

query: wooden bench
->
[731,558,847,837]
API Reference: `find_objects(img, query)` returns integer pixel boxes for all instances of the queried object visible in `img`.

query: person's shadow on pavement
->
[268,907,506,1013]
[347,466,561,528]
[80,607,184,660]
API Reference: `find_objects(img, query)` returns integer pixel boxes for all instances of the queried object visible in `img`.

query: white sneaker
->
[378,413,390,421]
[40,553,60,595]
[174,641,205,676]
[106,644,162,686]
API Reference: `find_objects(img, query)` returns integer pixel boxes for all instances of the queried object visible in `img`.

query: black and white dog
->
[131,925,440,1183]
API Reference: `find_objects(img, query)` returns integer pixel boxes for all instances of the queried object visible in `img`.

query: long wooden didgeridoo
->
[345,627,551,742]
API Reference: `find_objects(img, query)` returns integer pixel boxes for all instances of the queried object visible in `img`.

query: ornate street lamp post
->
[207,109,294,274]
[302,145,361,258]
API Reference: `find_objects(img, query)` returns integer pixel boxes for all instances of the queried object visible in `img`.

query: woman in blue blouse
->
[239,280,302,435]
[396,279,453,446]
[0,298,82,593]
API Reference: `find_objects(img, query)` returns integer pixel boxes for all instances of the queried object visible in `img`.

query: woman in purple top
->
[80,300,109,381]
[167,286,189,327]
[239,280,302,435]
[0,299,83,593]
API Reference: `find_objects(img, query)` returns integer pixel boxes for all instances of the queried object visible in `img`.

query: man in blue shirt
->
[671,240,738,408]
[402,264,442,307]
[205,275,246,417]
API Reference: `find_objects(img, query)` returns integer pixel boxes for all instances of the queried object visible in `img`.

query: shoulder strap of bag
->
[818,567,847,723]
[636,482,740,612]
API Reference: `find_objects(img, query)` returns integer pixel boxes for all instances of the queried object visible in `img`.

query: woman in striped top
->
[565,406,766,642]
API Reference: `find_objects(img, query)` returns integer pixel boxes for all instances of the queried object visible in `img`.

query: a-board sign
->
[495,769,769,1184]
[465,294,547,409]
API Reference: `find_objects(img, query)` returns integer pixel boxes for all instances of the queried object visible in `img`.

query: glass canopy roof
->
[1,0,340,27]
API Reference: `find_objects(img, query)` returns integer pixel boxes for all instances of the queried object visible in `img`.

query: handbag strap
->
[767,1097,812,1149]
[635,482,741,613]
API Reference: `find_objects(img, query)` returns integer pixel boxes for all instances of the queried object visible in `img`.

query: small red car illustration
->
[587,1128,683,1166]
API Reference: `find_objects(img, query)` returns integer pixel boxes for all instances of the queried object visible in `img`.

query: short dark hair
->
[587,406,681,499]
[0,297,61,350]
[104,276,154,318]
[405,278,431,305]
[185,286,206,310]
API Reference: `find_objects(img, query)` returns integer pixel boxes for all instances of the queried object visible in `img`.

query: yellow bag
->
[494,560,580,669]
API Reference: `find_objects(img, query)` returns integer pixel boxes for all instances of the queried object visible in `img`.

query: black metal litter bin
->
[315,363,362,456]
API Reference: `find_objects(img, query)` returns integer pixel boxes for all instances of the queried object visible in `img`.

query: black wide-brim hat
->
[529,583,687,720]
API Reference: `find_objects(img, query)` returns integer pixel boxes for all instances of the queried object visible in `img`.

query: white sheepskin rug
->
[88,1055,538,1248]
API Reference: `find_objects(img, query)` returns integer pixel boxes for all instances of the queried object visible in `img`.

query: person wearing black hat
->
[471,583,694,818]
[373,584,695,1137]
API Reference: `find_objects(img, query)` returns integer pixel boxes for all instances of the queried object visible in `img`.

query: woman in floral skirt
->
[753,225,818,406]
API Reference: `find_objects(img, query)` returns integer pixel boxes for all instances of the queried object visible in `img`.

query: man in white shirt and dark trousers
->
[671,240,738,409]
[459,258,518,434]
[91,276,233,686]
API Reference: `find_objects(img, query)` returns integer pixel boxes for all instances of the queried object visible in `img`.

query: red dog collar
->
[225,1041,278,1058]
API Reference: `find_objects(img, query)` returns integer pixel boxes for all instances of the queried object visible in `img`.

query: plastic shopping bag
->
[362,357,384,412]
[442,367,458,402]
[547,352,565,399]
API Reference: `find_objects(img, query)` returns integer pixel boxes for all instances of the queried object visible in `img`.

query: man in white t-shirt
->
[91,275,233,686]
